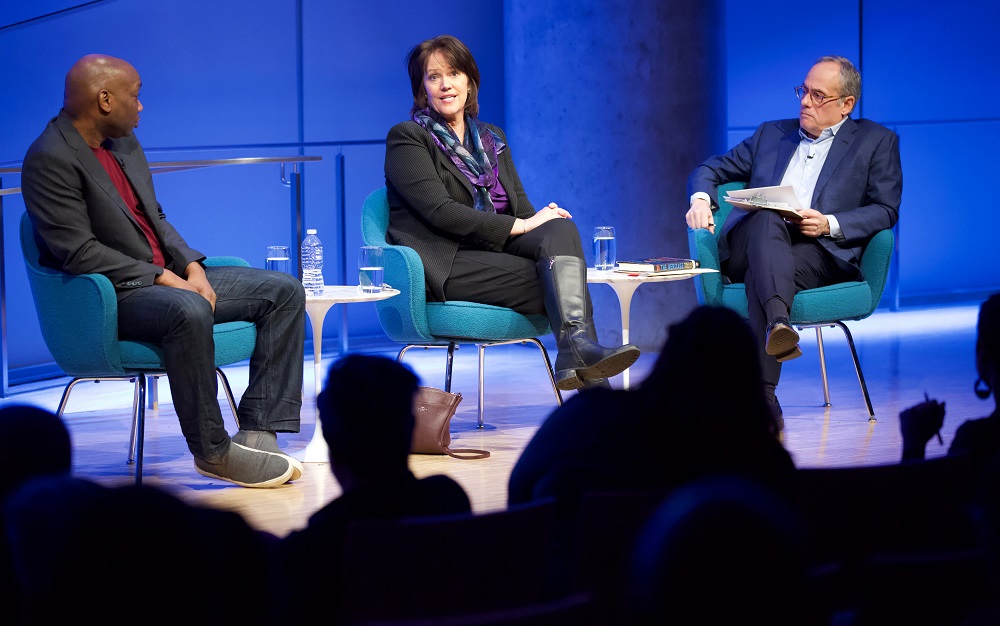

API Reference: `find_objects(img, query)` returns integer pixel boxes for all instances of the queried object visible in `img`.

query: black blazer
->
[384,120,536,302]
[21,111,204,297]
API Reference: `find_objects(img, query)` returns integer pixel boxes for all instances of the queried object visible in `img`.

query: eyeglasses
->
[794,85,844,106]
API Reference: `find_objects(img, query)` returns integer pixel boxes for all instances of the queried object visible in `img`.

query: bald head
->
[63,54,143,146]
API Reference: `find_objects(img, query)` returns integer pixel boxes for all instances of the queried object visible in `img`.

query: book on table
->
[616,257,699,272]
[721,185,804,221]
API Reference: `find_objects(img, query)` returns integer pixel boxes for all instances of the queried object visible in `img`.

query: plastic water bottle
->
[301,229,324,296]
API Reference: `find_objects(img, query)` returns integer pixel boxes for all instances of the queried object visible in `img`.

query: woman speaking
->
[384,35,639,390]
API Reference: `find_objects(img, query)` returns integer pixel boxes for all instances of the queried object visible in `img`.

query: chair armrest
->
[378,244,435,342]
[860,229,895,309]
[687,227,725,307]
[204,256,251,268]
[360,187,435,342]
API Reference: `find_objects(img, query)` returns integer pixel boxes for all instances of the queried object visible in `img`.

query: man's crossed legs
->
[725,210,857,425]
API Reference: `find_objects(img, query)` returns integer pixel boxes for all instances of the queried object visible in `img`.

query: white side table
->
[294,285,400,462]
[587,268,719,389]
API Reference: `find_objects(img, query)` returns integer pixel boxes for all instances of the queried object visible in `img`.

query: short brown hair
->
[406,34,480,117]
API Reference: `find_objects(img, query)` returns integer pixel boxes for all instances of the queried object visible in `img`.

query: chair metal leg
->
[397,345,415,362]
[129,369,237,482]
[478,345,486,428]
[524,338,563,407]
[128,377,141,464]
[398,344,459,391]
[444,342,457,393]
[148,374,160,410]
[55,378,86,419]
[397,344,447,363]
[814,327,832,408]
[55,373,191,484]
[55,376,134,418]
[124,373,147,486]
[216,367,241,429]
[798,321,875,420]
[475,339,564,428]
[834,321,875,419]
[134,374,146,485]
[398,339,562,429]
[397,345,453,389]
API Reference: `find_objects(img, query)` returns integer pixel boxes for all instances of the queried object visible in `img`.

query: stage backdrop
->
[0,0,996,386]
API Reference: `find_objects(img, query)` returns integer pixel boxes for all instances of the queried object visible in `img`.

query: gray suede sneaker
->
[194,442,294,488]
[232,430,304,481]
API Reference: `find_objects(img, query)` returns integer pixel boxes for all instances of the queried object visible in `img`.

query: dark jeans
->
[117,266,305,461]
[442,218,585,314]
[724,209,856,389]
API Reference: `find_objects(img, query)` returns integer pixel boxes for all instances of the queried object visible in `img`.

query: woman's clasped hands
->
[525,202,573,232]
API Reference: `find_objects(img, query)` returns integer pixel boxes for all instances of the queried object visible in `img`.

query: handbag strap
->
[444,447,491,460]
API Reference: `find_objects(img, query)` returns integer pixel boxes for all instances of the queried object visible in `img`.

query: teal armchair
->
[19,213,258,483]
[687,183,894,418]
[360,187,562,427]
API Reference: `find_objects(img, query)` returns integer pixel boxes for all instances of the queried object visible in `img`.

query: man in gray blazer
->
[686,56,902,425]
[21,54,305,487]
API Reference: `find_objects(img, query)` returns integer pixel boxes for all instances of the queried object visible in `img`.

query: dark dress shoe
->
[765,317,802,362]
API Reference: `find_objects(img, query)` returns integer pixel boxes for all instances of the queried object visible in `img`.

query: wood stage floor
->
[0,302,985,538]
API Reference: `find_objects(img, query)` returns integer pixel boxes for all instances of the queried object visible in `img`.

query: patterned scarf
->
[412,108,506,213]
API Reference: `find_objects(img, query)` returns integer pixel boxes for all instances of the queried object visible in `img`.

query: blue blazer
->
[687,117,902,270]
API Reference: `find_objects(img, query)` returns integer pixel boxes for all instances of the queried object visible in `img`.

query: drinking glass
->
[359,246,384,293]
[593,226,616,271]
[265,245,291,274]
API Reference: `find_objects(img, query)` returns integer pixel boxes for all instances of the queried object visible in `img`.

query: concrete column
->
[504,0,725,351]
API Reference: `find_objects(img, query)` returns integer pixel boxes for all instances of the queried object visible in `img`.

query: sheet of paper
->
[723,185,803,209]
[722,185,804,220]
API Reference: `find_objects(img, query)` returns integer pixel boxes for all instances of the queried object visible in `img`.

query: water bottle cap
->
[306,229,317,235]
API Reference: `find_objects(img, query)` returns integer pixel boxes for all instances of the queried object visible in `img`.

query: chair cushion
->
[210,321,258,366]
[426,302,550,342]
[117,341,169,372]
[720,281,873,324]
[362,187,551,345]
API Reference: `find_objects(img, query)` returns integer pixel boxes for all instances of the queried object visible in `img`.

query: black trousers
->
[724,209,857,390]
[441,218,585,315]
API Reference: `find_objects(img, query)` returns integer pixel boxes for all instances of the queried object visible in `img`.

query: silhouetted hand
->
[899,395,946,461]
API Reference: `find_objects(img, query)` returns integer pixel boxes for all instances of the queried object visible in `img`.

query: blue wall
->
[1,0,997,384]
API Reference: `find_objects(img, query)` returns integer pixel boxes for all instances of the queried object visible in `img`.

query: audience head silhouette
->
[0,404,71,500]
[629,475,805,625]
[639,305,775,434]
[318,354,420,488]
[507,305,794,507]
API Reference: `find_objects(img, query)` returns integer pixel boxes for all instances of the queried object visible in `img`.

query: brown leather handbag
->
[411,387,490,459]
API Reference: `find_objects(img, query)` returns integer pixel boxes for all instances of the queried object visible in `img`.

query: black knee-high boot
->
[538,256,640,390]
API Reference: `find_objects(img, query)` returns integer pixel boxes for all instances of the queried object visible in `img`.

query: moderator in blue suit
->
[686,56,902,423]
